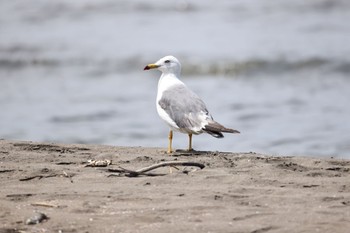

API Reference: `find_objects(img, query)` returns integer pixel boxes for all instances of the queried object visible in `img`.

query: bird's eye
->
[164,60,170,63]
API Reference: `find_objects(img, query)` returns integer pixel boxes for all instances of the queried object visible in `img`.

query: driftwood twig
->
[107,161,205,177]
[19,174,57,181]
[19,171,74,182]
[31,202,60,208]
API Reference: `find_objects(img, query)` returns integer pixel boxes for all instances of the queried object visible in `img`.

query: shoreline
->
[1,139,349,232]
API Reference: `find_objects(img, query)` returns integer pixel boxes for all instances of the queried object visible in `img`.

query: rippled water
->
[1,0,350,158]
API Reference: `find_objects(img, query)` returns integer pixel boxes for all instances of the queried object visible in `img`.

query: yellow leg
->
[188,133,193,151]
[168,130,173,154]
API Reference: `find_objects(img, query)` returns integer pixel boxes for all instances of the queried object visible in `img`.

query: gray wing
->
[158,84,211,130]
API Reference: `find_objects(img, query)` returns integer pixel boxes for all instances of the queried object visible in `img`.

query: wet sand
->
[0,139,349,233]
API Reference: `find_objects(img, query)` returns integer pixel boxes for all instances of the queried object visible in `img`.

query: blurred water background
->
[1,0,350,158]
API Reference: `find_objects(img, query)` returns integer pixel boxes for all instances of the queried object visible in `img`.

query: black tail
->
[202,121,240,138]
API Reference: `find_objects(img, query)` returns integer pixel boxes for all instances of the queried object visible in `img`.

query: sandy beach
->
[0,139,349,233]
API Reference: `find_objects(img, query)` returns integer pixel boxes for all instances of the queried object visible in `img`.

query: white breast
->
[156,73,184,131]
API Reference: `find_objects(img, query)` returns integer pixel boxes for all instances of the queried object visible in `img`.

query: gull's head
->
[144,55,181,75]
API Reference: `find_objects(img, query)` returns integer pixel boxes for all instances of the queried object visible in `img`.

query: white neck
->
[157,73,184,100]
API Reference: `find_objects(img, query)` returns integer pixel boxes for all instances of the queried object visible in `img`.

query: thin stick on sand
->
[107,161,205,177]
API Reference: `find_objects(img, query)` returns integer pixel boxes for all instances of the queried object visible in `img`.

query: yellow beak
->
[144,63,160,70]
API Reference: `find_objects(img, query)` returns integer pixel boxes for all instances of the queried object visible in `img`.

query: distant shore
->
[0,139,349,233]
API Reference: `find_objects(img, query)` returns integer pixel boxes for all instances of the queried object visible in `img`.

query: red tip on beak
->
[143,64,159,71]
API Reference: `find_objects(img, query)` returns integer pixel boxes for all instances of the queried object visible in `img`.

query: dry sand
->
[0,139,349,233]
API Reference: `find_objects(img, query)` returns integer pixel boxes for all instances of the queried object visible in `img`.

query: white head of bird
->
[144,55,181,76]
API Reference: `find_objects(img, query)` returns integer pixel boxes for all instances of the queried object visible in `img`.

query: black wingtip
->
[202,128,224,138]
[229,129,240,134]
[203,122,240,137]
[210,132,224,138]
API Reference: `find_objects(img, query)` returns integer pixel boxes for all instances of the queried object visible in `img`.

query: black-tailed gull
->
[144,55,240,153]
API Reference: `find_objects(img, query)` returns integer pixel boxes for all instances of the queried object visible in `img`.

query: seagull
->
[144,55,240,153]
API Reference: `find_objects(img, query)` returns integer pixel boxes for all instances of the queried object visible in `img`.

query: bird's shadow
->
[171,149,214,157]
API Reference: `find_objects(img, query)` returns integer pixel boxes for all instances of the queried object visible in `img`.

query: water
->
[1,0,350,158]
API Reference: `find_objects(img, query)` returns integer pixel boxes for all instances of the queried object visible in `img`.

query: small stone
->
[26,212,48,225]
